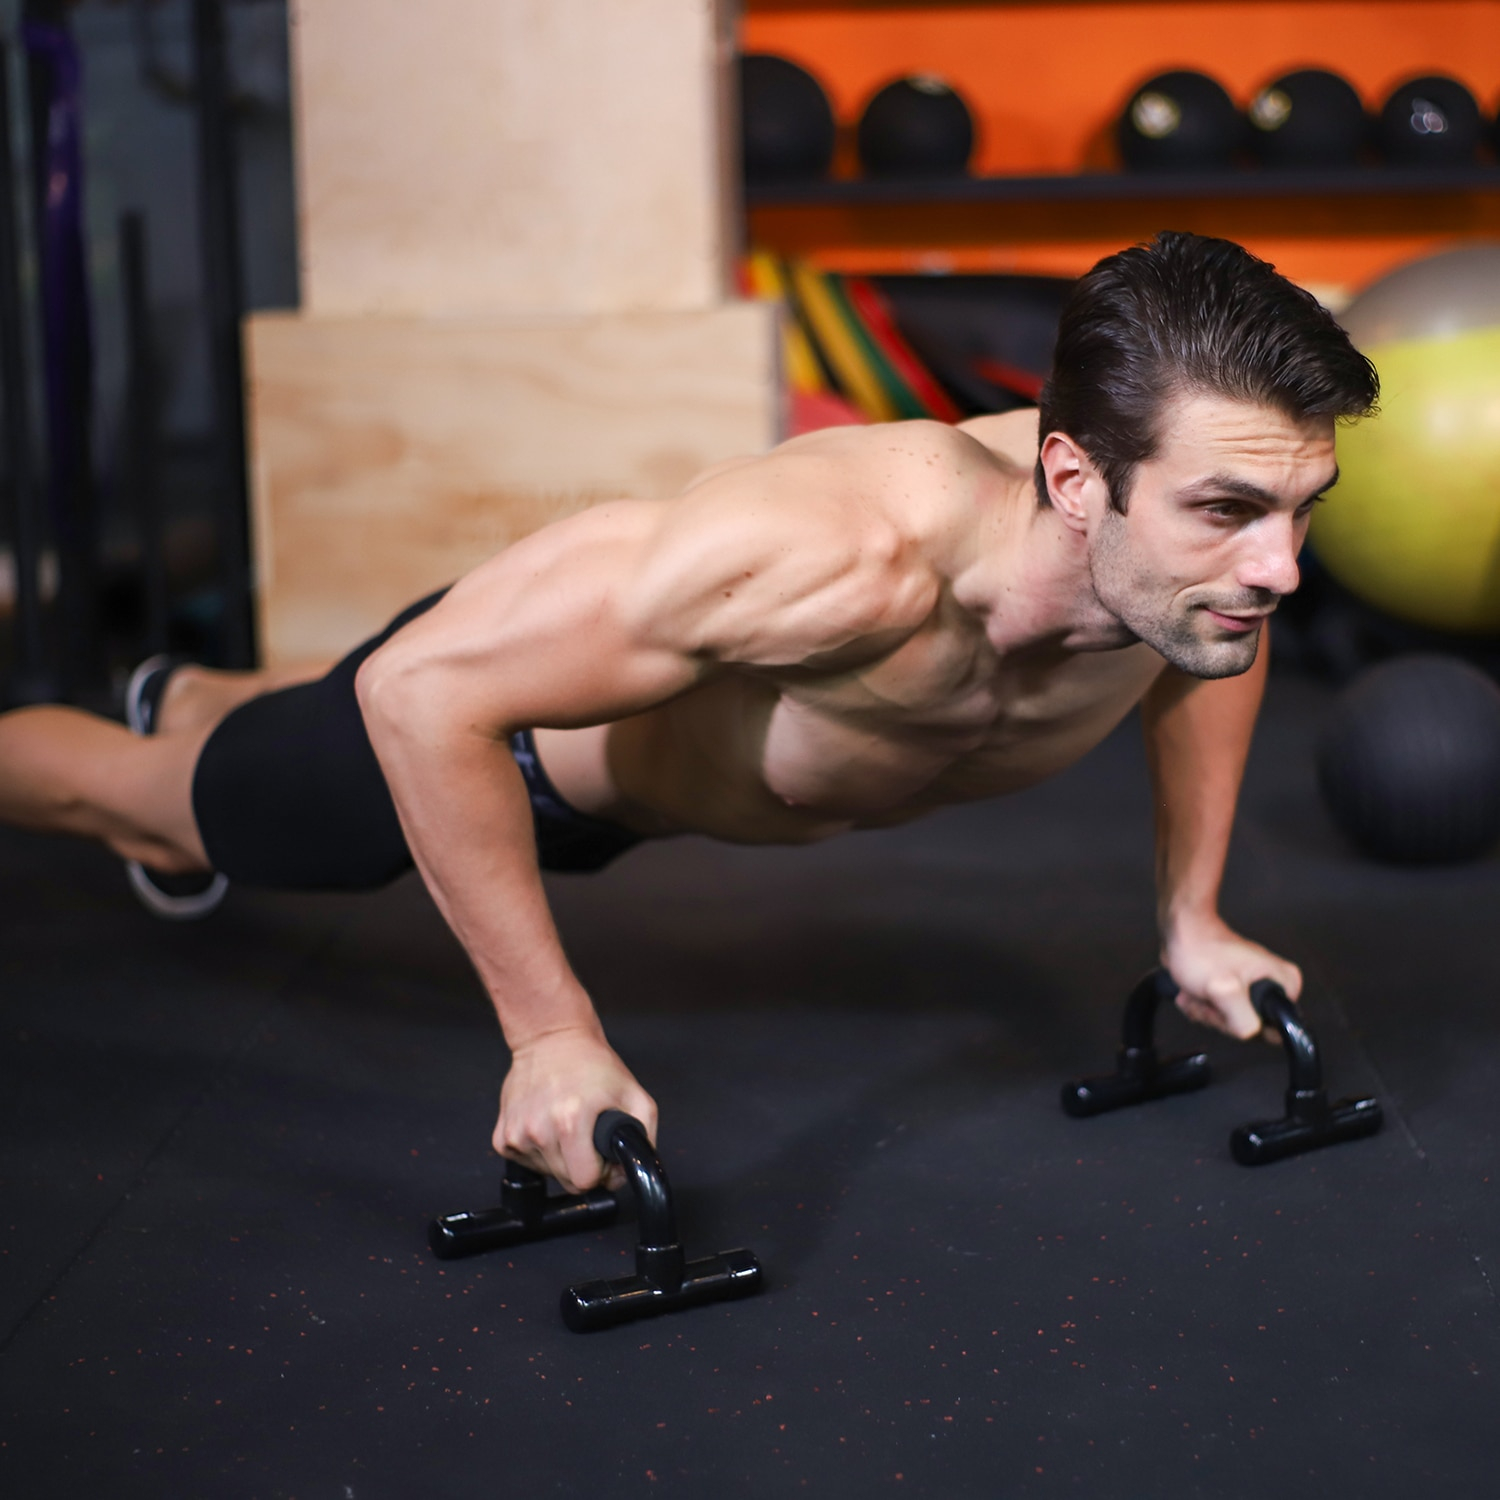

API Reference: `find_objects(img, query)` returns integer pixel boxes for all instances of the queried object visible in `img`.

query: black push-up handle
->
[1062,968,1382,1165]
[427,1156,617,1259]
[560,1110,763,1333]
[426,1112,763,1331]
[1060,968,1211,1117]
[1230,978,1383,1165]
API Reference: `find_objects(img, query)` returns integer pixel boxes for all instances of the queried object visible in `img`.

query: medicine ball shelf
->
[741,0,1500,285]
[746,165,1500,208]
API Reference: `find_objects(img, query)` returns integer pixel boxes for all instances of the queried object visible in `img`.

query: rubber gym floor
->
[2,674,1495,1498]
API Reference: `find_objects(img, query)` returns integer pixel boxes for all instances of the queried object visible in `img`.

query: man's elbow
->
[354,642,424,744]
[356,641,512,751]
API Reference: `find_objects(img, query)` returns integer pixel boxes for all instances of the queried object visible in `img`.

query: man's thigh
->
[191,591,447,890]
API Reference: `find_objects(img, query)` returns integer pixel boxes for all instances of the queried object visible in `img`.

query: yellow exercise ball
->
[1311,246,1500,634]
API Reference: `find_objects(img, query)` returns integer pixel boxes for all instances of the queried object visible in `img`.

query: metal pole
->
[119,210,168,656]
[22,5,95,698]
[0,37,49,701]
[191,0,254,667]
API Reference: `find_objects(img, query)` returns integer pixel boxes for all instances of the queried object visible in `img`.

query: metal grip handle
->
[592,1111,677,1255]
[593,1108,640,1159]
[1249,979,1321,1096]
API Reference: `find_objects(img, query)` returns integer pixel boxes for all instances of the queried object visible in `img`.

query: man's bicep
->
[1144,644,1268,716]
[1140,647,1269,779]
[1140,657,1196,718]
[359,504,709,735]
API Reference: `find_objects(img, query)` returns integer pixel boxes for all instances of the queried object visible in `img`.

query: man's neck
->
[951,480,1134,658]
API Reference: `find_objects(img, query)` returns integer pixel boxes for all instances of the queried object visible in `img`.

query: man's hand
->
[1160,912,1302,1041]
[495,1025,659,1194]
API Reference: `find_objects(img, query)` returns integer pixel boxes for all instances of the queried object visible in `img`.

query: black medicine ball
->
[1317,654,1500,864]
[1247,69,1367,168]
[740,54,836,184]
[1118,70,1242,171]
[1378,75,1483,165]
[857,75,975,178]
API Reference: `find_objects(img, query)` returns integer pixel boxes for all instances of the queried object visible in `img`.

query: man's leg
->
[0,661,327,873]
[0,589,449,893]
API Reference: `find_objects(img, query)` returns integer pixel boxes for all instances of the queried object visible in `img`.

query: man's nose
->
[1239,516,1302,598]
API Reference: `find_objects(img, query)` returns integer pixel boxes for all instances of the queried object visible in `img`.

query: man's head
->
[1035,231,1378,677]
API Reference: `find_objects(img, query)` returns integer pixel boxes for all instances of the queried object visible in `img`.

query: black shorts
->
[191,591,642,890]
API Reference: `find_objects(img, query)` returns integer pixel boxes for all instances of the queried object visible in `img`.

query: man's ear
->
[1039,431,1104,534]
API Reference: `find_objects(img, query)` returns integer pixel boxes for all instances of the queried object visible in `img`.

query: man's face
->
[1086,393,1339,678]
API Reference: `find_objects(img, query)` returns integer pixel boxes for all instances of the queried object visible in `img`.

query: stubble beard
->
[1088,509,1268,680]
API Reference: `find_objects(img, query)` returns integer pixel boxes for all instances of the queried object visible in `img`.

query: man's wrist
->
[1158,902,1227,945]
[493,976,603,1053]
[507,1018,609,1056]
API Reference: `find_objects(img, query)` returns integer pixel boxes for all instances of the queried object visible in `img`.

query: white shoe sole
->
[124,653,230,919]
[126,860,230,921]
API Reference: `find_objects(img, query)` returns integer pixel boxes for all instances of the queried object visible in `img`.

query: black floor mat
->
[2,677,1495,1497]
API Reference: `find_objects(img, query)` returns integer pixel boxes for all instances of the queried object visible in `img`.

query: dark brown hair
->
[1035,231,1379,510]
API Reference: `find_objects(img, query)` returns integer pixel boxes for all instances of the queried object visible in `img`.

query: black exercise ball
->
[1247,69,1367,169]
[1378,75,1483,166]
[740,54,836,184]
[1317,654,1500,864]
[857,75,975,178]
[1118,70,1242,172]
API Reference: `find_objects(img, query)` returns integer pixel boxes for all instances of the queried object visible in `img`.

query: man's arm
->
[356,501,698,1191]
[355,457,930,1190]
[1139,633,1301,1039]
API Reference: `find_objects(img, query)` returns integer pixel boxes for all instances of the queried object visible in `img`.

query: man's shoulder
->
[718,419,1007,538]
[624,433,953,665]
[955,408,1041,471]
[773,415,998,473]
[662,420,962,542]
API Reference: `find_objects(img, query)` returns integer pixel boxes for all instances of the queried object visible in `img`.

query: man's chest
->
[758,638,1166,813]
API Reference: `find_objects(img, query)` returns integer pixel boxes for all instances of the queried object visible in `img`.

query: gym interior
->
[3,1,1500,1494]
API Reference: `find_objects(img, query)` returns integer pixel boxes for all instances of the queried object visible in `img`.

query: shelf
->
[747,166,1500,208]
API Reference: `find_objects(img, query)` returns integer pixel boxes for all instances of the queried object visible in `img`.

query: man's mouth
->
[1203,608,1272,634]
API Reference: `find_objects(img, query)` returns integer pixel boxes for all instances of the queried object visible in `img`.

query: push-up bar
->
[1062,968,1382,1164]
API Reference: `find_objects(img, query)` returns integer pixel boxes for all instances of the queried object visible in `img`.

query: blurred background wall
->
[1,0,1498,696]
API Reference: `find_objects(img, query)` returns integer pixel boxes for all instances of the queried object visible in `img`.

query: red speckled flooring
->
[2,677,1496,1497]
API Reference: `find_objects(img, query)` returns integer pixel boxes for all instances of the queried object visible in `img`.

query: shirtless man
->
[0,232,1378,1193]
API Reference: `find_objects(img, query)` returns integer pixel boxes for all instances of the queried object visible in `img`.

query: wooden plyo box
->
[290,0,736,318]
[245,302,782,666]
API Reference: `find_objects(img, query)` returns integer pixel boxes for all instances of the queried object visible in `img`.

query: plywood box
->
[290,0,737,317]
[246,301,781,665]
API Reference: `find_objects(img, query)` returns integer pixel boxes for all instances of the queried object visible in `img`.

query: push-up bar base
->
[428,1160,617,1259]
[564,1110,763,1332]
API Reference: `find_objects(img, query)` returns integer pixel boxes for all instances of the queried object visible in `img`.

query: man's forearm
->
[1140,642,1269,933]
[358,680,599,1048]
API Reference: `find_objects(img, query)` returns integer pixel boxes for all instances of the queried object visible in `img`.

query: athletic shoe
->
[123,654,229,920]
[124,653,179,736]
